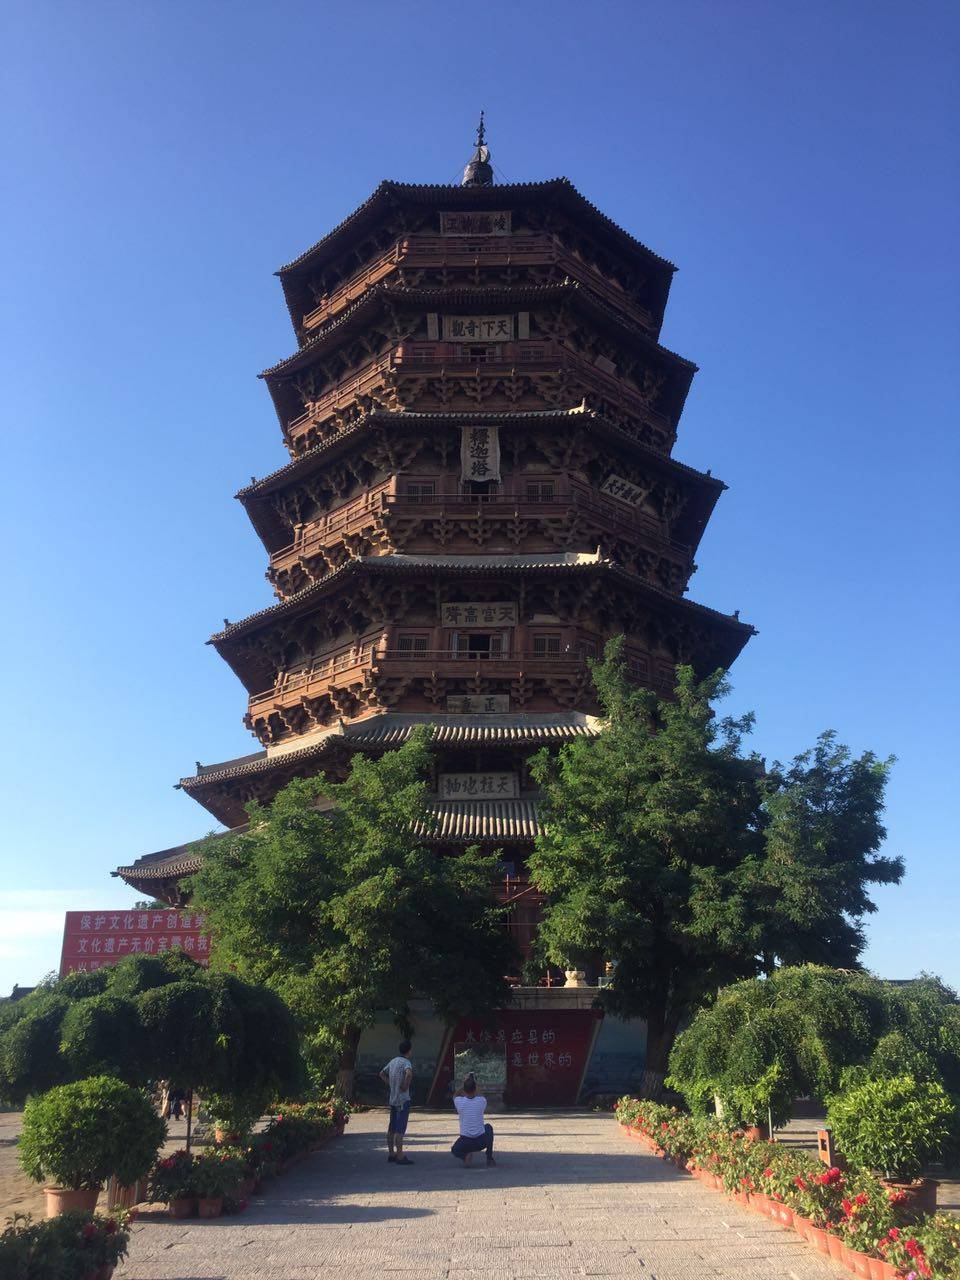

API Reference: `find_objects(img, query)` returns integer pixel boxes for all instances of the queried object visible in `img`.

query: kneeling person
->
[451,1073,495,1166]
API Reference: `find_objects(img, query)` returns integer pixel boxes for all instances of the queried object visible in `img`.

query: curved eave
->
[209,553,755,692]
[238,407,725,556]
[259,280,695,382]
[276,179,677,321]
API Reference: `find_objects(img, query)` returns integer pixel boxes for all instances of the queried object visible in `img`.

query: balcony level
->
[299,233,658,337]
[243,640,675,747]
[265,482,693,599]
[284,342,676,456]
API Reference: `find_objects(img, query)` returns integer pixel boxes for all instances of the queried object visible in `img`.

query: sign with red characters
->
[429,1009,601,1107]
[59,910,211,976]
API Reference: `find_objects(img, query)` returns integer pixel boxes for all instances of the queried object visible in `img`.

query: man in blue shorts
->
[379,1039,414,1165]
[451,1073,496,1166]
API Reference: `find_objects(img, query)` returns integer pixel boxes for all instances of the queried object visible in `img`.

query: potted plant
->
[191,1148,246,1218]
[149,1149,197,1218]
[12,1209,132,1280]
[204,1088,268,1145]
[18,1075,166,1217]
[827,1074,955,1215]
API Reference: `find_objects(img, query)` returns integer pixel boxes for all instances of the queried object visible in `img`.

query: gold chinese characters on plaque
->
[440,601,517,626]
[439,211,512,236]
[443,315,514,342]
[439,772,519,799]
[446,694,511,714]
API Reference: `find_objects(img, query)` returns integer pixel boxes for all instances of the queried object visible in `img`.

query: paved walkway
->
[121,1110,846,1280]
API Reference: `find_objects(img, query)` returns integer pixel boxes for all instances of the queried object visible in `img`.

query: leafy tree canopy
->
[667,965,960,1124]
[0,951,300,1104]
[528,639,902,1093]
[187,731,514,1092]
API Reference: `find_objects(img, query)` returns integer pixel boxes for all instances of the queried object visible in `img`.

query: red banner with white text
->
[59,909,211,976]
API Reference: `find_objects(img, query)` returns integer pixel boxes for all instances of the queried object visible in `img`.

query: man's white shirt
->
[454,1094,487,1137]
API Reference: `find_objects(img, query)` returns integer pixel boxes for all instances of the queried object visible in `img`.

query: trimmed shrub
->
[18,1075,166,1190]
[827,1073,957,1180]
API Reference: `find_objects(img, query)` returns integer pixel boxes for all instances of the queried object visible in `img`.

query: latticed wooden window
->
[404,481,436,499]
[531,633,562,657]
[395,633,429,655]
[524,482,555,502]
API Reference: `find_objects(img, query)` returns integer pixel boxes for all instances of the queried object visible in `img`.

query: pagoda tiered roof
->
[167,712,600,828]
[236,407,725,555]
[259,281,695,381]
[276,178,677,329]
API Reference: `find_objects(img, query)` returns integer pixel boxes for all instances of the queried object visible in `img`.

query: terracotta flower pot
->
[776,1204,794,1228]
[849,1249,873,1278]
[879,1176,937,1216]
[197,1196,223,1218]
[827,1232,846,1263]
[869,1260,897,1280]
[167,1196,196,1219]
[808,1225,831,1255]
[793,1214,811,1241]
[44,1186,100,1218]
[742,1123,769,1142]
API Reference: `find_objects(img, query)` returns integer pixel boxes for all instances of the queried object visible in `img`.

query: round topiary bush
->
[827,1073,957,1180]
[18,1075,166,1190]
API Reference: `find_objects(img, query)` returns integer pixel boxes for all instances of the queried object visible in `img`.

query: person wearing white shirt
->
[379,1039,414,1165]
[451,1073,495,1166]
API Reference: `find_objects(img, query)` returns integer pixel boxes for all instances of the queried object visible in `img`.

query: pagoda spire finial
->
[461,110,493,187]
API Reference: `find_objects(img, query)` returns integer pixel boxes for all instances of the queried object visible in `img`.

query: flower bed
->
[145,1096,350,1219]
[615,1098,959,1279]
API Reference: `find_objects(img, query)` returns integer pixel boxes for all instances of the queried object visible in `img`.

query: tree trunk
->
[639,1005,680,1099]
[335,1025,362,1099]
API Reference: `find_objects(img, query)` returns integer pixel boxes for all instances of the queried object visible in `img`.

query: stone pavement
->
[120,1109,848,1280]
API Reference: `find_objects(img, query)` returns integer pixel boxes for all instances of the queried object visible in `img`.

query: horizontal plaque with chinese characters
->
[460,423,500,483]
[443,315,514,342]
[445,694,510,714]
[440,211,511,236]
[59,909,212,976]
[440,601,517,626]
[439,772,519,800]
[600,473,647,508]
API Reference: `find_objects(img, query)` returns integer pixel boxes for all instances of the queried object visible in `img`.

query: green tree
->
[528,640,901,1096]
[187,731,514,1095]
[0,952,300,1106]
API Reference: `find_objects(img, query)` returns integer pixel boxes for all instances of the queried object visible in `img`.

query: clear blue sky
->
[1,1,957,993]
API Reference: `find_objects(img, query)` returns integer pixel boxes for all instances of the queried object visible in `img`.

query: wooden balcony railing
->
[300,234,656,333]
[268,483,691,576]
[248,647,589,711]
[284,343,673,450]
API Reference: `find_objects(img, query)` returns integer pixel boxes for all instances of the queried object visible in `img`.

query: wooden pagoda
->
[116,127,755,966]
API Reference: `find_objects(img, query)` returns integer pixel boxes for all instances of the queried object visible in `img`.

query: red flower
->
[82,1223,98,1240]
[888,1228,900,1241]
[763,1167,773,1178]
[854,1193,868,1207]
[105,1219,117,1235]
[794,1175,807,1190]
[905,1239,922,1258]
[841,1199,854,1216]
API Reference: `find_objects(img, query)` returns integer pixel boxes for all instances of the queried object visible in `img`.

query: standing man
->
[451,1072,496,1166]
[379,1038,414,1165]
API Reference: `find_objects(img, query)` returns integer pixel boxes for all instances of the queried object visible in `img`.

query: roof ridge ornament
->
[461,111,494,187]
